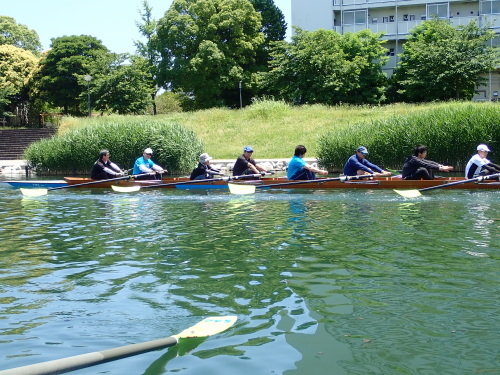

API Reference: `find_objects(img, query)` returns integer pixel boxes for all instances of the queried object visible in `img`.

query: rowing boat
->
[2,180,68,189]
[63,176,500,190]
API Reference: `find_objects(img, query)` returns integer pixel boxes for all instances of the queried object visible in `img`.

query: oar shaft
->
[49,175,131,191]
[0,337,178,375]
[140,173,264,189]
[419,173,499,192]
[257,174,374,189]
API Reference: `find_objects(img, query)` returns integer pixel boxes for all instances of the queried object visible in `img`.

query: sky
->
[1,0,291,54]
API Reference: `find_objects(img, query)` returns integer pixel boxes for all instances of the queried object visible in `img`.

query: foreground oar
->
[110,173,267,193]
[228,174,377,194]
[0,316,237,375]
[394,173,500,198]
[20,174,134,197]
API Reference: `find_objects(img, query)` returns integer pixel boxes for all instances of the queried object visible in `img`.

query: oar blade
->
[20,188,48,197]
[175,316,237,339]
[394,189,422,198]
[228,183,256,194]
[111,185,141,193]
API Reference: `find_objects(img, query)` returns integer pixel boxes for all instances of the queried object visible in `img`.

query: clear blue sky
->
[2,0,291,54]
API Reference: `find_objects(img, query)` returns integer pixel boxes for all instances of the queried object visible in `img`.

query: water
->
[0,185,498,374]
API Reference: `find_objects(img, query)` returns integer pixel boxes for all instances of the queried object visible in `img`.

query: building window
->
[427,3,449,19]
[386,48,395,56]
[372,17,378,23]
[383,16,389,23]
[410,14,416,20]
[343,10,368,25]
[480,0,500,15]
[389,15,395,22]
[403,14,409,21]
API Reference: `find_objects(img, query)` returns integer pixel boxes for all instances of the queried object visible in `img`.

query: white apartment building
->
[291,0,500,100]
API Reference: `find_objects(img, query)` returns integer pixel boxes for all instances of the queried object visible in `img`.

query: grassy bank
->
[46,100,499,173]
[58,100,466,159]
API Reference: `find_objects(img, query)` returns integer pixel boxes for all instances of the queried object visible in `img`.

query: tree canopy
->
[260,27,388,105]
[388,19,499,102]
[0,16,42,55]
[0,44,38,116]
[156,0,265,109]
[34,35,109,115]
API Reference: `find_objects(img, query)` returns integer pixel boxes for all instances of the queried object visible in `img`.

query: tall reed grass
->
[25,117,203,175]
[318,102,500,171]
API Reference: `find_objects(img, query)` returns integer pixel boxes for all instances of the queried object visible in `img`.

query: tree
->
[90,54,152,115]
[388,19,499,102]
[156,0,264,109]
[0,44,38,119]
[34,35,108,115]
[0,16,42,55]
[248,0,287,69]
[260,27,388,105]
[135,0,161,115]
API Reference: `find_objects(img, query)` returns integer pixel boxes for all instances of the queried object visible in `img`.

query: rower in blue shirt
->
[287,145,328,180]
[343,146,391,177]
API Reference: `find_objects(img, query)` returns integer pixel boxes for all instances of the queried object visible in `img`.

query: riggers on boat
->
[62,176,500,190]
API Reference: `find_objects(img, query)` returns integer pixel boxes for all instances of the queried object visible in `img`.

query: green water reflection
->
[0,187,498,374]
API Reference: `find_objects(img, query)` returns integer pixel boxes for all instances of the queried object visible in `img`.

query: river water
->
[0,184,498,374]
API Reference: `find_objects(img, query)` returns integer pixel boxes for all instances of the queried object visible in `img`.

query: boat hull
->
[2,180,68,189]
[63,176,500,191]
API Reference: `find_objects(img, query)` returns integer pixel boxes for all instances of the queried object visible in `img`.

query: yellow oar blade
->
[228,183,256,194]
[20,188,48,197]
[394,189,422,198]
[111,185,141,193]
[175,316,237,339]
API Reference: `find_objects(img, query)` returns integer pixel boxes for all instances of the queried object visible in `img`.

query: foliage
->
[388,19,499,102]
[146,91,182,114]
[90,54,152,115]
[259,27,388,105]
[0,44,38,116]
[317,102,500,171]
[248,0,287,70]
[156,0,265,109]
[0,16,42,55]
[24,117,204,174]
[135,0,161,114]
[34,35,109,115]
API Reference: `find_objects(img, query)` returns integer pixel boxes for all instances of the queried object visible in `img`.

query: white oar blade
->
[111,185,141,193]
[20,188,48,197]
[394,189,422,198]
[228,183,256,194]
[175,316,237,339]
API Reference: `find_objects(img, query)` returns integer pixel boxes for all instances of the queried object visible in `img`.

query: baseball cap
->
[143,148,153,154]
[356,146,369,155]
[477,144,491,152]
[243,145,254,152]
[199,153,212,163]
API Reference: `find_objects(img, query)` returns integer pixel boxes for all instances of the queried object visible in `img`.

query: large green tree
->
[0,44,38,119]
[90,54,152,115]
[156,0,264,109]
[135,0,161,115]
[388,19,499,102]
[0,16,42,55]
[249,0,287,69]
[34,35,108,115]
[260,27,388,105]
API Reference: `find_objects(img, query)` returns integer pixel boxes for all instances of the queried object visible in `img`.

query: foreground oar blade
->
[228,183,256,195]
[175,316,237,339]
[0,316,237,375]
[20,188,48,197]
[111,185,141,193]
[394,189,422,198]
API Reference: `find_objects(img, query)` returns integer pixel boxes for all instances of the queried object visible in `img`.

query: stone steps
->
[0,129,56,161]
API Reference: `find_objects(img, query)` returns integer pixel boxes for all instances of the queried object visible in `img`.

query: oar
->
[394,173,500,198]
[228,174,377,194]
[20,174,135,197]
[111,173,267,193]
[0,316,237,375]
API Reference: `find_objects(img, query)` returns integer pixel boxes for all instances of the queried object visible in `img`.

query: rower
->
[402,144,453,180]
[91,149,126,180]
[190,153,225,180]
[343,146,391,177]
[232,145,270,179]
[287,145,328,180]
[133,148,166,180]
[465,144,500,179]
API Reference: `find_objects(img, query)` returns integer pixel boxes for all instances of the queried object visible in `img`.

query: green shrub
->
[24,117,204,175]
[318,102,500,171]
